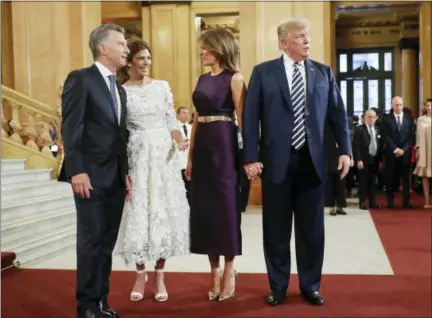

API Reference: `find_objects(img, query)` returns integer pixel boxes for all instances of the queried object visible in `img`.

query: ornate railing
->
[1,85,63,166]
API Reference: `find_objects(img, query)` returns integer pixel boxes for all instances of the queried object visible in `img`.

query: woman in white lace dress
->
[114,38,190,302]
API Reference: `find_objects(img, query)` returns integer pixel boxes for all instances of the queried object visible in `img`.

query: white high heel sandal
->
[130,269,148,302]
[154,269,168,302]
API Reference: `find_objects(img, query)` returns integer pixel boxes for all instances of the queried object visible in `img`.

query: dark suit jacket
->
[382,114,415,164]
[59,64,129,188]
[242,56,351,183]
[353,124,382,164]
[325,124,341,174]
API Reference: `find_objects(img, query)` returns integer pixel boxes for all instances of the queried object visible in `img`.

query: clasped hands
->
[177,138,189,152]
[243,154,351,182]
[243,162,264,181]
[394,148,404,158]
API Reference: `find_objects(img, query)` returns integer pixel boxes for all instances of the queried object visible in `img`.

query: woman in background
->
[185,28,246,301]
[414,98,432,208]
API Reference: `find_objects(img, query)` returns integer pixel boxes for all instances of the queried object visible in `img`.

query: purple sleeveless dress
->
[190,69,242,256]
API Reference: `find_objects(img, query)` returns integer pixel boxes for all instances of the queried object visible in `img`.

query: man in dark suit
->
[353,109,382,209]
[242,18,351,307]
[324,124,348,215]
[59,24,131,318]
[176,106,192,205]
[382,96,415,209]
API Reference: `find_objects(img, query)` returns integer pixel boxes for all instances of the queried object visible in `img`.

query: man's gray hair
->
[365,109,377,116]
[277,18,311,49]
[89,23,125,60]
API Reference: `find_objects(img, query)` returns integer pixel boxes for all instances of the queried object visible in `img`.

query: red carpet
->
[1,200,431,318]
[375,191,426,209]
[1,252,16,271]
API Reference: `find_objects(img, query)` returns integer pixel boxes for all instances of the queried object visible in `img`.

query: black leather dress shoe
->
[301,290,324,305]
[77,308,103,318]
[337,208,347,215]
[99,301,119,318]
[267,291,286,306]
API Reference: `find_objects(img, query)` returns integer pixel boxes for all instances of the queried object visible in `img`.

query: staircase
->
[1,158,76,268]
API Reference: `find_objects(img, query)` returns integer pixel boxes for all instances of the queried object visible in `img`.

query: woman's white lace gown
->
[114,80,190,265]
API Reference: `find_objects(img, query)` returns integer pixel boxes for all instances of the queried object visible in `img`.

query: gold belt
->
[198,115,232,123]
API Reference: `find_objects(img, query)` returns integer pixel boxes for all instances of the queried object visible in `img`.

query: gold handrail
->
[1,85,59,121]
[1,85,63,178]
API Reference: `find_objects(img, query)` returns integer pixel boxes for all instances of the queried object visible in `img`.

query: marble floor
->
[28,206,393,275]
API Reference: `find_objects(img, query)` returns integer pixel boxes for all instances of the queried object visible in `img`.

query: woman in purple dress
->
[185,28,246,301]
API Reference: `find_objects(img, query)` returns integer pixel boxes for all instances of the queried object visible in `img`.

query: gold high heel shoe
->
[154,268,168,302]
[130,269,148,302]
[218,270,238,302]
[208,267,222,301]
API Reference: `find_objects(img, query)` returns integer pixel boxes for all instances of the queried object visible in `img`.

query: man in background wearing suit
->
[242,18,351,307]
[382,96,415,209]
[353,109,382,210]
[60,24,131,318]
[325,124,348,215]
[176,106,191,204]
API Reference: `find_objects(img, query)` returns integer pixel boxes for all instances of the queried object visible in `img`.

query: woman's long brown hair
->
[199,28,240,73]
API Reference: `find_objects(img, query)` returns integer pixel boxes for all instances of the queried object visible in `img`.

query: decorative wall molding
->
[336,23,419,48]
[400,20,420,38]
[336,1,420,12]
[335,1,419,28]
[336,26,401,47]
[201,18,240,35]
[198,14,240,42]
[141,1,191,7]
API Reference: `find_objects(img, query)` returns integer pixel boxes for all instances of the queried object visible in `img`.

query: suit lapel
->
[388,115,397,133]
[376,127,380,148]
[275,57,315,112]
[89,64,119,125]
[363,125,371,142]
[275,56,292,110]
[304,59,315,115]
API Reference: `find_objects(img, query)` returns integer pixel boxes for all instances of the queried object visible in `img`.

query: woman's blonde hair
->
[199,28,239,73]
[421,98,432,115]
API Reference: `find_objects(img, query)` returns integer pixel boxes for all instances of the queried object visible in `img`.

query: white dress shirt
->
[367,124,377,156]
[393,112,403,125]
[177,120,191,170]
[393,112,404,153]
[283,53,307,98]
[95,61,121,124]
